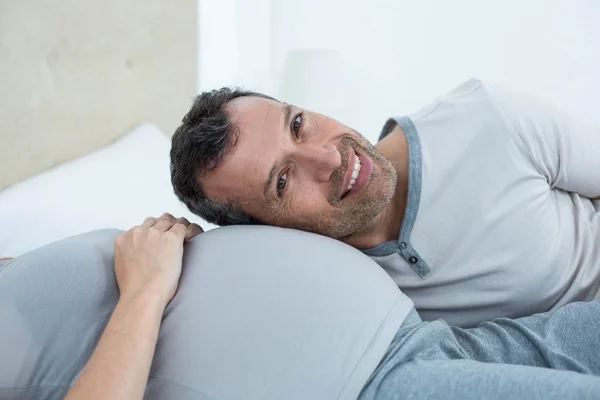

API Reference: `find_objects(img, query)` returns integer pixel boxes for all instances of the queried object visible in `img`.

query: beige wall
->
[0,0,197,190]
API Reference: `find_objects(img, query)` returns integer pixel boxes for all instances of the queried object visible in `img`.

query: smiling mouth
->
[341,152,361,198]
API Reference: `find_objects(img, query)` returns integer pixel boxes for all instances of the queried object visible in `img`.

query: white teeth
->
[345,154,362,194]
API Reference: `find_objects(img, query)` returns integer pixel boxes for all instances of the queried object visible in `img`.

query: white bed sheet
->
[0,124,217,257]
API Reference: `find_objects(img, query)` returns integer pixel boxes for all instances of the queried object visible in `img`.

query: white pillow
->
[0,124,217,257]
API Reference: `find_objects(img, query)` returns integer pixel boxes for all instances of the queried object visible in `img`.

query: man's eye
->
[277,172,287,195]
[292,113,302,136]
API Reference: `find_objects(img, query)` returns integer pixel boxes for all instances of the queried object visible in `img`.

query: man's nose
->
[295,143,342,182]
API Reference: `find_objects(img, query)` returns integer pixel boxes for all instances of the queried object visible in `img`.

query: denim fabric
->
[360,300,600,399]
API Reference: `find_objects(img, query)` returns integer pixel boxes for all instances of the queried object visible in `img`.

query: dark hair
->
[170,87,276,226]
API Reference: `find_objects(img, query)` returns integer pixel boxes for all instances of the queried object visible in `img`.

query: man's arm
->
[491,85,600,200]
[65,214,202,400]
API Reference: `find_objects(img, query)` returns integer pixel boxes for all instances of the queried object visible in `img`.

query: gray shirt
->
[0,226,412,399]
[363,79,600,327]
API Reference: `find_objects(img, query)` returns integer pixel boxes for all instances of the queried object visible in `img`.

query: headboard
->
[0,0,197,190]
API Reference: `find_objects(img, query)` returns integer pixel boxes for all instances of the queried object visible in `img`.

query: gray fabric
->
[359,301,600,400]
[0,226,412,400]
[359,79,600,328]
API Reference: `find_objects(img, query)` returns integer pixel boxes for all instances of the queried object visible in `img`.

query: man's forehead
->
[202,96,282,204]
[226,96,284,155]
[229,96,282,125]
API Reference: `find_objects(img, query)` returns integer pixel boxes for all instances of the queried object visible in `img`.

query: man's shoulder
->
[438,78,486,102]
[377,78,511,142]
[410,78,494,121]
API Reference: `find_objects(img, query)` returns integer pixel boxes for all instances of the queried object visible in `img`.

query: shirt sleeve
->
[490,84,600,199]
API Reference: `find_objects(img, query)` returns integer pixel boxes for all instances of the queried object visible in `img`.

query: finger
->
[160,212,175,221]
[175,217,191,227]
[184,223,204,242]
[142,217,158,228]
[169,222,188,239]
[153,217,176,232]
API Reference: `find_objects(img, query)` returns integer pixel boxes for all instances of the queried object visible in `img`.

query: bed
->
[0,0,216,256]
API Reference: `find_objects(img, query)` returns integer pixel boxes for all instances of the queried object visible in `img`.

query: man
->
[170,78,600,327]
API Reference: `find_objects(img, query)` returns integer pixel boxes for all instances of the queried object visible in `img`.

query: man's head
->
[170,88,397,240]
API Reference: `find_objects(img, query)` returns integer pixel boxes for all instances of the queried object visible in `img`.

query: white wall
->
[198,0,271,92]
[201,0,600,144]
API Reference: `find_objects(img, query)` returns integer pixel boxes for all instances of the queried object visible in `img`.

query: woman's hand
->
[65,214,202,400]
[114,213,203,307]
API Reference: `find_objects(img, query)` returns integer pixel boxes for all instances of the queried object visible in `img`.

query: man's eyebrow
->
[262,104,292,203]
[283,103,293,133]
[263,163,277,203]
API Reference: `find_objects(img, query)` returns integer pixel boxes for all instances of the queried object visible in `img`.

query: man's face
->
[202,96,397,239]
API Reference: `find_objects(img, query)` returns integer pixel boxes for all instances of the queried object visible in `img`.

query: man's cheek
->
[286,199,306,223]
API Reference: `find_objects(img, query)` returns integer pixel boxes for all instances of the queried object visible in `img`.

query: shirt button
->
[399,242,408,249]
[409,256,419,264]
